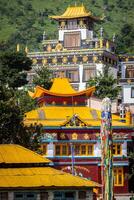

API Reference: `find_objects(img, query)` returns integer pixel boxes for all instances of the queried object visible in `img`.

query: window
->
[83,69,96,82]
[55,145,61,156]
[66,70,79,82]
[40,192,48,200]
[55,144,94,156]
[113,144,122,155]
[78,191,86,199]
[64,32,81,48]
[126,65,134,78]
[62,144,68,155]
[114,168,124,186]
[41,144,47,155]
[131,87,134,98]
[0,192,8,200]
[14,193,36,200]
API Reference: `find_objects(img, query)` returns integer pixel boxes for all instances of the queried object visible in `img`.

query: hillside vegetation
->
[0,0,134,53]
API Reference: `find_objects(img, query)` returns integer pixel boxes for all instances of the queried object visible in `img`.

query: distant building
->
[119,55,134,122]
[0,144,100,200]
[25,77,134,200]
[27,5,118,90]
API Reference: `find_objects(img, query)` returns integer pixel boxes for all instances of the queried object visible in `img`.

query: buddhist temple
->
[0,144,101,200]
[25,77,134,200]
[27,4,117,91]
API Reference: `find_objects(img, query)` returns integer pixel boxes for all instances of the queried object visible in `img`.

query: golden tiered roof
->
[25,106,130,127]
[50,5,100,20]
[0,144,50,164]
[29,78,95,98]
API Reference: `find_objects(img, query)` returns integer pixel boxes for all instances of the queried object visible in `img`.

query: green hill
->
[0,0,134,53]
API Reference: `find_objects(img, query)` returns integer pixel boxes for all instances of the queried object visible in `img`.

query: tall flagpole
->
[100,97,113,200]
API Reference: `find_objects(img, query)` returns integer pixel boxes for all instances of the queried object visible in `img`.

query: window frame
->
[112,143,122,156]
[41,144,47,156]
[114,167,124,186]
[54,143,94,156]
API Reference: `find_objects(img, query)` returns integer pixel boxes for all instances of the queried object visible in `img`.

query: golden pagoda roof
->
[0,144,50,164]
[29,78,95,98]
[24,106,130,127]
[0,167,101,188]
[50,5,100,20]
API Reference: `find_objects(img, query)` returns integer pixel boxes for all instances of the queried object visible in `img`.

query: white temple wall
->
[59,28,90,41]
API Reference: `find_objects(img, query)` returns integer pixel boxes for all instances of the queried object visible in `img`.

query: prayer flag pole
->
[100,97,113,200]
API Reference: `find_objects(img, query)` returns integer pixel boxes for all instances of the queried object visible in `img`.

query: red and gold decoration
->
[72,133,78,140]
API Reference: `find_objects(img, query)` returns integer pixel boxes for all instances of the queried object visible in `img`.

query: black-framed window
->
[131,87,134,98]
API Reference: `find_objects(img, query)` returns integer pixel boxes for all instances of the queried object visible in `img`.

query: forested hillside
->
[0,0,134,53]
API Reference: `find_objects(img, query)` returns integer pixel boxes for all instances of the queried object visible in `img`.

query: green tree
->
[33,66,52,89]
[0,51,32,88]
[15,90,36,113]
[0,84,43,151]
[87,66,120,100]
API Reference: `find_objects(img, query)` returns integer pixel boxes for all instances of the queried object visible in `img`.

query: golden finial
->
[25,46,28,54]
[16,44,20,52]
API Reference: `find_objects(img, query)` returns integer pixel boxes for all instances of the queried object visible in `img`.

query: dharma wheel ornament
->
[83,55,88,62]
[42,58,47,65]
[93,55,98,63]
[52,57,57,64]
[62,57,68,64]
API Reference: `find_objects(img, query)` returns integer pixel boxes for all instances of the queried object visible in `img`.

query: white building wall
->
[122,141,127,157]
[47,142,54,157]
[59,29,91,41]
[94,142,101,157]
[123,85,134,104]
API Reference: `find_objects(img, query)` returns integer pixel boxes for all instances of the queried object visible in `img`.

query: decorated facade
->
[119,55,134,121]
[25,78,134,200]
[27,5,118,90]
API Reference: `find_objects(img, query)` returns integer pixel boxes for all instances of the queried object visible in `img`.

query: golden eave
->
[50,5,100,20]
[0,167,101,188]
[29,78,95,98]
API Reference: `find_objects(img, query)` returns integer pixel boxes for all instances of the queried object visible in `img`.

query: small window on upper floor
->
[112,143,122,156]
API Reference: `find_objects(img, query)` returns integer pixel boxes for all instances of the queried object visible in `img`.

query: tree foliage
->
[0,51,32,88]
[33,66,52,89]
[87,66,120,100]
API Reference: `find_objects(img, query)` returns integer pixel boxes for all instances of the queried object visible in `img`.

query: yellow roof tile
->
[29,78,95,98]
[0,167,101,188]
[24,106,129,127]
[0,144,50,164]
[50,5,100,20]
